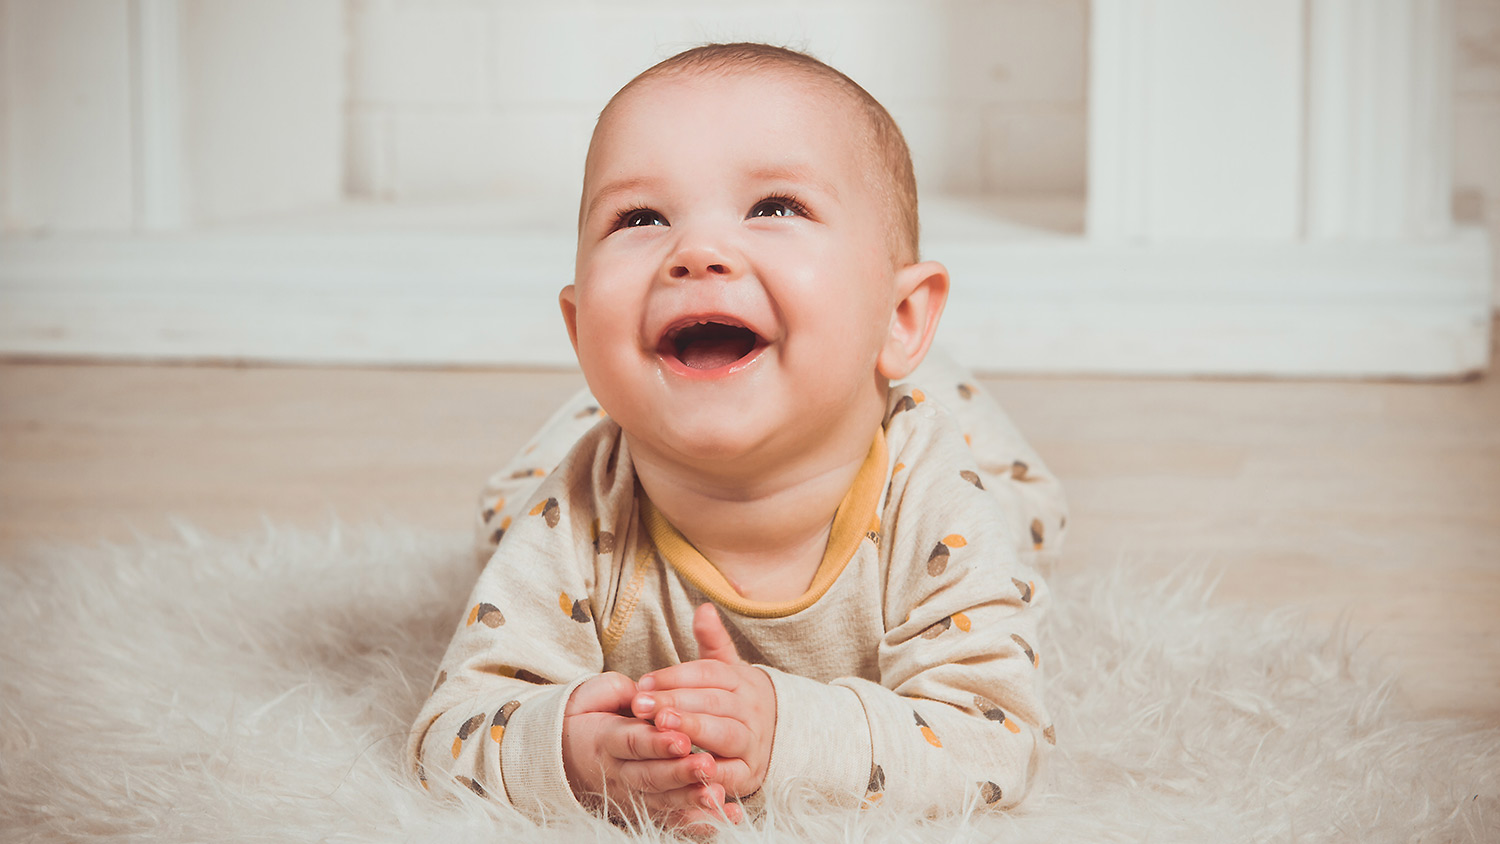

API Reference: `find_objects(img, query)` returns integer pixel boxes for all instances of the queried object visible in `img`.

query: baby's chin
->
[622,415,787,476]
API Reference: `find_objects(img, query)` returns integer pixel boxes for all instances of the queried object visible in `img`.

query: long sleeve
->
[473,387,609,565]
[411,427,620,821]
[755,387,1053,813]
[903,345,1069,570]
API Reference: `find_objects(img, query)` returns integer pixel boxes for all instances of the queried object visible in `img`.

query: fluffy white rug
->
[1,524,1496,843]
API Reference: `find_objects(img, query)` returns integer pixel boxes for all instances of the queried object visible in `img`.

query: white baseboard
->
[0,213,1491,378]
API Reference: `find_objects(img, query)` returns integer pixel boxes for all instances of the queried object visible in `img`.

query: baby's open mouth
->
[662,320,763,371]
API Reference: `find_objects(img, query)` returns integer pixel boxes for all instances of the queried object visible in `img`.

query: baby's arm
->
[413,467,732,827]
[637,567,1049,813]
[630,604,776,801]
[632,400,1054,812]
[903,346,1068,569]
[563,671,736,827]
[472,387,609,564]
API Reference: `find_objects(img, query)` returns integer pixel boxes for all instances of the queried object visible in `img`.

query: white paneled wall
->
[3,0,136,230]
[0,0,342,232]
[1454,0,1500,308]
[0,0,1494,376]
[343,0,1089,210]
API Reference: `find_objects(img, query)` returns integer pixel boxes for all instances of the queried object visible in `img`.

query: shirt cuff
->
[497,678,590,822]
[757,666,872,805]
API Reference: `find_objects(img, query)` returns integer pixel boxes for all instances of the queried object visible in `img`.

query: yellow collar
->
[640,430,888,619]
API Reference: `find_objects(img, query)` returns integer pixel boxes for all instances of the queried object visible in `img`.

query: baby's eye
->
[617,208,667,229]
[747,196,806,219]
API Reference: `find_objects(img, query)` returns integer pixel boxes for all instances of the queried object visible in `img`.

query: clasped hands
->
[562,603,776,830]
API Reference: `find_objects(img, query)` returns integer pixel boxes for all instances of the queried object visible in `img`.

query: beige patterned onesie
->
[409,350,1068,821]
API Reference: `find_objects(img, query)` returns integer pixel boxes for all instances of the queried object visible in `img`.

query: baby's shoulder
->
[483,418,637,563]
[881,382,976,472]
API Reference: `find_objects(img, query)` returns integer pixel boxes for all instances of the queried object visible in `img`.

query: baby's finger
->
[598,719,693,761]
[615,752,717,794]
[639,783,740,832]
[566,671,636,715]
[653,708,753,760]
[693,603,743,665]
[632,687,738,722]
[638,660,739,694]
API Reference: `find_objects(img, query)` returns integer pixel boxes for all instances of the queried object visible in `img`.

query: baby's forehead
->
[613,65,856,129]
[591,67,876,176]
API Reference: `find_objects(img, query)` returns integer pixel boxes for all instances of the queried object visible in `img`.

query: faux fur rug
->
[2,524,1496,843]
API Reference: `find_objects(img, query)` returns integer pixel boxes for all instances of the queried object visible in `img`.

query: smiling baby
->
[408,42,1067,832]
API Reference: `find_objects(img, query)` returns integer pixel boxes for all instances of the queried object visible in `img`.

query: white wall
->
[343,0,1090,210]
[1454,0,1500,308]
[0,0,1492,376]
[2,0,136,230]
[0,0,343,232]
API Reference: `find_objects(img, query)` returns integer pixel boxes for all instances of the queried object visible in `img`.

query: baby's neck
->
[630,433,875,603]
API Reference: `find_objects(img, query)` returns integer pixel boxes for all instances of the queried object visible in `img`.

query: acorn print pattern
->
[926,534,968,576]
[888,388,926,422]
[489,516,511,546]
[959,469,984,490]
[509,468,545,481]
[973,695,1022,734]
[574,404,604,419]
[454,713,486,758]
[1012,577,1034,603]
[1010,460,1029,481]
[456,775,486,797]
[491,700,520,743]
[865,516,881,546]
[481,496,505,523]
[1043,725,1057,745]
[884,462,907,509]
[979,781,1003,805]
[864,762,886,804]
[957,382,976,400]
[1029,518,1045,550]
[498,664,548,684]
[920,612,972,639]
[1011,633,1038,667]
[559,592,592,623]
[592,519,615,555]
[466,602,505,628]
[914,711,942,747]
[530,497,561,528]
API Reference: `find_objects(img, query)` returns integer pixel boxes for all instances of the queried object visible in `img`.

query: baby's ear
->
[558,285,580,352]
[877,261,949,380]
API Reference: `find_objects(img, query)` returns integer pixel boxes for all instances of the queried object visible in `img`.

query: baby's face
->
[563,70,901,467]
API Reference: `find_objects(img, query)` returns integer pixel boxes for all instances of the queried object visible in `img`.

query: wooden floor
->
[2,337,1497,726]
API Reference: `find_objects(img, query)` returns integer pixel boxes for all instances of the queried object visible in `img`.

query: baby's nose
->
[669,261,730,279]
[667,244,738,280]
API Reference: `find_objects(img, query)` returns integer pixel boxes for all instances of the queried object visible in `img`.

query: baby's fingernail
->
[700,791,718,809]
[670,738,689,755]
[657,710,679,730]
[637,675,656,691]
[635,693,654,712]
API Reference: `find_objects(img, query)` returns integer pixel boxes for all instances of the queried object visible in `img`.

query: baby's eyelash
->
[609,206,666,231]
[753,193,810,218]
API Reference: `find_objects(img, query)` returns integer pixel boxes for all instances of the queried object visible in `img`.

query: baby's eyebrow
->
[746,165,840,201]
[584,176,656,222]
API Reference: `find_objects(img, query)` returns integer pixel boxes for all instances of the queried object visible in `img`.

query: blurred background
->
[0,0,1494,377]
[1,1,1497,724]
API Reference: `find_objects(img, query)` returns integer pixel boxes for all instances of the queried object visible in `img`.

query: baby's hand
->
[633,603,776,803]
[562,671,733,829]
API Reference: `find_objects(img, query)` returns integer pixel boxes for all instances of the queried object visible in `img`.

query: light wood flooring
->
[2,339,1497,726]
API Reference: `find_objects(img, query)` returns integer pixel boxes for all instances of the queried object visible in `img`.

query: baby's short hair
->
[595,43,921,264]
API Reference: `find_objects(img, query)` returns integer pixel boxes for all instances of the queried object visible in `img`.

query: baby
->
[408,43,1066,830]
